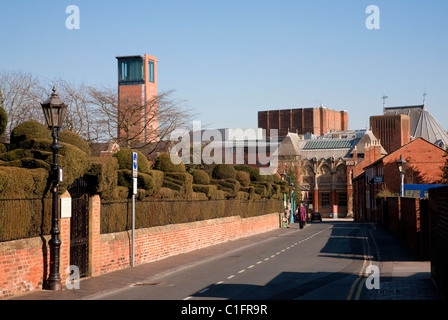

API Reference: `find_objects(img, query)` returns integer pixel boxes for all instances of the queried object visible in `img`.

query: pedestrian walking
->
[299,203,306,229]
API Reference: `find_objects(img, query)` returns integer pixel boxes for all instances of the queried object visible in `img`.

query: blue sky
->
[1,0,447,131]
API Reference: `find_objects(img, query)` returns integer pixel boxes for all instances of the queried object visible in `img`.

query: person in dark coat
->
[299,203,306,229]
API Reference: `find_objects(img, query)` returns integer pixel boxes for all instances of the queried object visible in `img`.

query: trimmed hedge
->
[210,178,241,198]
[233,164,262,181]
[114,148,150,174]
[191,169,210,185]
[84,156,119,198]
[212,164,236,180]
[236,170,250,186]
[163,172,193,198]
[59,130,91,156]
[153,153,186,173]
[100,198,284,234]
[0,167,50,198]
[9,121,51,148]
[193,184,218,199]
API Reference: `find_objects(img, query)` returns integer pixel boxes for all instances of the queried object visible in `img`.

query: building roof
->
[277,130,386,160]
[384,104,448,148]
[363,137,446,169]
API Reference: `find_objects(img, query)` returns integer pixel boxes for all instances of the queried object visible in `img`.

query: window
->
[338,192,347,207]
[118,59,144,84]
[148,60,154,83]
[321,192,330,207]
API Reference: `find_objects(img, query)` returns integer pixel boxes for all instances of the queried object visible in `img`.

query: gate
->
[68,177,89,278]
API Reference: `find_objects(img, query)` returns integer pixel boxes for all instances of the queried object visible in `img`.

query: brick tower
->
[116,54,159,144]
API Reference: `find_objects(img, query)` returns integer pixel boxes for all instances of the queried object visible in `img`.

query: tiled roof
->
[303,140,353,150]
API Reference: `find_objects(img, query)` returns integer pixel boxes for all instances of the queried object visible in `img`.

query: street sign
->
[132,152,138,178]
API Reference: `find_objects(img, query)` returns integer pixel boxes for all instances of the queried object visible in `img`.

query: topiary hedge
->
[153,153,186,173]
[114,148,150,174]
[59,130,91,156]
[9,121,51,148]
[192,184,218,199]
[0,167,50,198]
[162,172,193,198]
[84,156,119,198]
[236,170,250,186]
[212,164,236,180]
[191,169,210,185]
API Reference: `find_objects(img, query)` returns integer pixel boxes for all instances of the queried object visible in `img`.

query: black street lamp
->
[395,154,407,197]
[41,87,67,291]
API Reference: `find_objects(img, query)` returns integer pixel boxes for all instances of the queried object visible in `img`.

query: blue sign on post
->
[132,152,138,178]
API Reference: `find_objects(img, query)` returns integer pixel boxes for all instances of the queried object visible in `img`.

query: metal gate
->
[68,177,89,278]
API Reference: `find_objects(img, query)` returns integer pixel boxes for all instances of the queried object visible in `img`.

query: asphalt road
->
[88,220,379,300]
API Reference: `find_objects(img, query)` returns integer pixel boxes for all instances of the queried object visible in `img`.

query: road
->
[88,220,382,300]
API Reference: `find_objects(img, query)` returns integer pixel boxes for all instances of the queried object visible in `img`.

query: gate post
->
[89,195,101,277]
[60,191,72,286]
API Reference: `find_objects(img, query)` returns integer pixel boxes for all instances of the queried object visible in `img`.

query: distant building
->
[370,114,411,153]
[353,137,446,221]
[383,103,448,149]
[258,106,348,139]
[116,54,159,144]
[276,129,386,217]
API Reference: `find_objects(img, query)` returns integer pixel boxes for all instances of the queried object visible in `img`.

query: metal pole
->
[132,188,135,267]
[45,127,62,290]
[400,173,405,197]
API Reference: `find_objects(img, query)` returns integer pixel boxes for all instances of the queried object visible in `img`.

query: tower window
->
[118,58,144,84]
[148,60,154,83]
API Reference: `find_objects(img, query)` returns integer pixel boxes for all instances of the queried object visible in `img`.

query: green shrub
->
[210,178,241,198]
[193,184,218,199]
[236,170,250,186]
[10,121,51,148]
[234,164,262,181]
[153,153,186,172]
[0,149,31,161]
[0,167,50,198]
[191,169,210,185]
[0,106,7,137]
[212,164,236,180]
[241,185,255,199]
[163,172,193,197]
[59,130,91,155]
[114,148,150,174]
[85,156,119,198]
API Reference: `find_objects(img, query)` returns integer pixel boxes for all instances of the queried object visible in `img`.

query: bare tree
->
[89,86,197,152]
[0,70,46,140]
[52,78,103,143]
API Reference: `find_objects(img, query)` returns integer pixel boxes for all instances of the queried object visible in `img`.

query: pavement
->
[9,218,444,301]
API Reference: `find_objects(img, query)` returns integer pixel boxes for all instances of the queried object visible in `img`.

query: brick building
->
[353,137,446,221]
[370,114,411,153]
[258,106,348,138]
[277,129,386,217]
[116,54,159,144]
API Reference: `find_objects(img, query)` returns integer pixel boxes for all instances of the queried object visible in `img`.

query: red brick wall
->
[0,215,71,299]
[401,197,420,253]
[94,213,280,276]
[429,186,448,298]
[1,194,280,299]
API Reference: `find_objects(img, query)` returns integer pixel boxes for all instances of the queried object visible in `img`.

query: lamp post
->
[41,87,67,291]
[396,155,407,197]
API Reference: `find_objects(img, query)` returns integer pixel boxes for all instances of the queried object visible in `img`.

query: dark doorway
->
[68,177,89,278]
